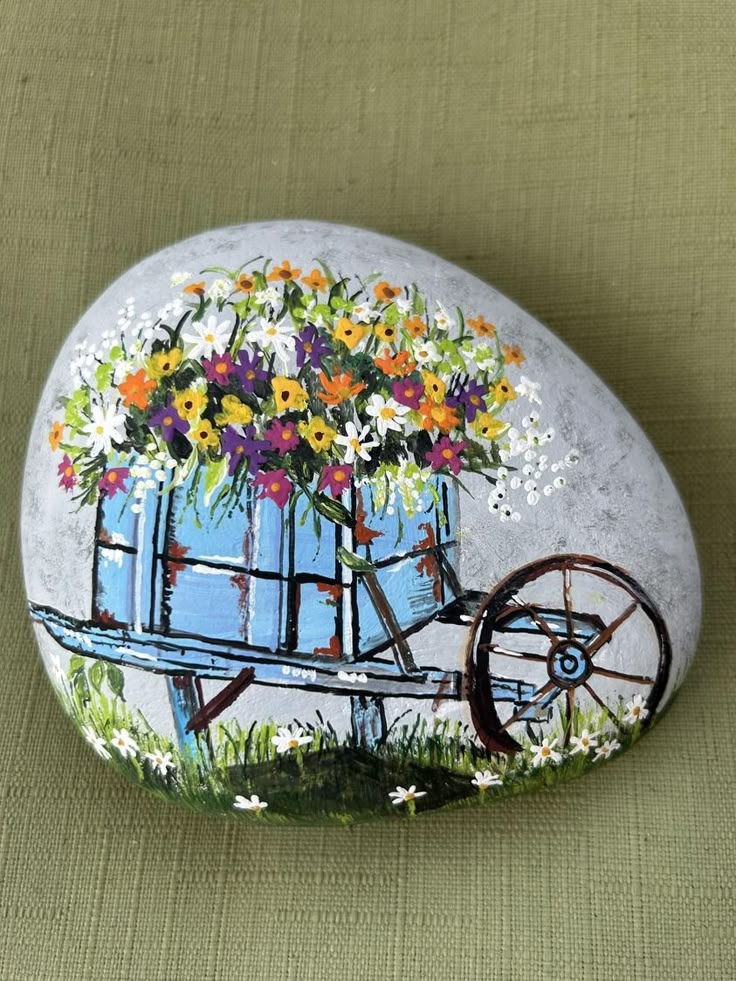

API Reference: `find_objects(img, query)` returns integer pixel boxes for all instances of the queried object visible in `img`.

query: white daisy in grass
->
[82,725,111,761]
[624,694,649,725]
[388,785,427,806]
[110,728,139,760]
[334,421,379,464]
[181,315,231,360]
[271,726,312,755]
[569,729,599,756]
[529,736,562,768]
[145,748,175,776]
[593,737,622,762]
[471,769,502,790]
[234,794,269,813]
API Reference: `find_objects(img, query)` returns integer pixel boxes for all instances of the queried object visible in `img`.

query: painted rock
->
[21,222,700,822]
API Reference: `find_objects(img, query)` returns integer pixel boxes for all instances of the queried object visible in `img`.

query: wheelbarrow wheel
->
[465,554,672,754]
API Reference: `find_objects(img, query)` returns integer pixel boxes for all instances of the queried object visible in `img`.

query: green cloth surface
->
[1,1,734,978]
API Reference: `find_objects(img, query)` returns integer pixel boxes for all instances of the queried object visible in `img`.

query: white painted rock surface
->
[21,222,701,822]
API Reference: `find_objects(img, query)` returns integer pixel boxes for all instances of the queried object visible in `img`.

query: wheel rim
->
[465,554,672,754]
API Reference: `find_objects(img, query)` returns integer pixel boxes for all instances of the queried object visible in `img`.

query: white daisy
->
[471,769,502,790]
[234,794,269,812]
[254,286,282,307]
[623,694,650,725]
[411,339,441,366]
[334,422,379,464]
[569,728,599,756]
[351,302,376,324]
[145,748,175,776]
[271,726,312,754]
[81,403,127,456]
[516,376,542,405]
[82,725,111,761]
[593,737,622,762]
[388,785,427,805]
[530,736,561,767]
[206,278,231,302]
[433,302,455,332]
[181,314,232,359]
[365,394,410,437]
[110,728,139,760]
[247,317,295,366]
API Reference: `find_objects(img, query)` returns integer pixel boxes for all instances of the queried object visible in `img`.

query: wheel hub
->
[547,639,592,689]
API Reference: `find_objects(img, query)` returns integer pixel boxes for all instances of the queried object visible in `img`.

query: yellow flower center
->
[334,469,346,482]
[163,415,173,426]
[108,472,118,482]
[270,482,281,493]
[64,466,73,477]
[246,370,255,380]
[379,407,395,419]
[441,448,453,460]
[304,342,312,353]
[215,363,227,374]
[235,446,244,455]
[204,333,214,343]
[541,746,550,757]
[95,425,104,434]
[350,438,361,451]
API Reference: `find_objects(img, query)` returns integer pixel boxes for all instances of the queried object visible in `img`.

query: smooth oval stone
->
[21,222,700,822]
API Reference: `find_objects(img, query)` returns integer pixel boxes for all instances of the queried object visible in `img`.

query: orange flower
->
[301,268,329,292]
[118,369,157,410]
[183,281,205,296]
[48,421,64,451]
[373,280,402,303]
[267,260,301,282]
[316,370,366,405]
[373,348,416,377]
[418,399,458,433]
[403,316,426,338]
[502,343,525,367]
[234,273,255,293]
[467,315,495,338]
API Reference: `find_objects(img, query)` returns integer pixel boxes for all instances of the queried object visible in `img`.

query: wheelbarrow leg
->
[167,674,211,759]
[351,694,386,750]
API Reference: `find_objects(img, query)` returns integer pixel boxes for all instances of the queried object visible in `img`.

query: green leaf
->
[108,345,123,361]
[73,669,90,703]
[336,546,375,573]
[67,654,85,679]
[314,257,336,286]
[88,660,105,693]
[203,456,228,507]
[95,362,112,391]
[106,663,125,701]
[410,285,425,316]
[382,303,400,326]
[313,494,354,528]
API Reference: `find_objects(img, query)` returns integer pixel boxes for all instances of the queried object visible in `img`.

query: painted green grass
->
[52,659,646,825]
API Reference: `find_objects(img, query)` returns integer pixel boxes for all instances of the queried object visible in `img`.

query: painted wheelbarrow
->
[30,471,671,754]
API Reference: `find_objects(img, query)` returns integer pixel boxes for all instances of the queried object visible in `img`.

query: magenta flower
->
[221,424,270,476]
[148,402,189,442]
[253,469,293,510]
[98,467,130,499]
[425,436,467,476]
[392,377,424,409]
[264,419,299,457]
[234,350,268,392]
[318,463,353,498]
[202,352,235,384]
[57,454,75,491]
[295,324,331,369]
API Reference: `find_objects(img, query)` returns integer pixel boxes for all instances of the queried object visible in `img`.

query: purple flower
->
[98,468,130,499]
[233,350,268,392]
[392,377,424,410]
[221,424,270,476]
[458,379,487,421]
[148,402,189,442]
[264,419,299,456]
[202,353,235,384]
[253,469,293,510]
[425,436,467,476]
[295,324,331,369]
[318,464,353,498]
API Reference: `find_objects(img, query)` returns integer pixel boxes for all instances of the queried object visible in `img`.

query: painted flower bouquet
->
[49,257,573,532]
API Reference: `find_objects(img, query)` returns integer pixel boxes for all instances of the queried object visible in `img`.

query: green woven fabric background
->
[1,2,733,978]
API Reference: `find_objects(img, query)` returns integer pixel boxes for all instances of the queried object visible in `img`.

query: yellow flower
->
[374,322,399,345]
[299,416,337,453]
[173,388,208,420]
[272,377,308,412]
[215,394,253,426]
[474,412,506,440]
[491,377,516,403]
[190,418,219,451]
[333,317,366,350]
[146,348,182,379]
[421,370,446,404]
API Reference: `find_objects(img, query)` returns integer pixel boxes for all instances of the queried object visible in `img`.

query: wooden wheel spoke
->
[562,564,574,639]
[499,680,558,732]
[563,688,575,748]
[591,665,654,687]
[477,642,547,663]
[510,599,559,644]
[587,601,638,657]
[583,683,624,733]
